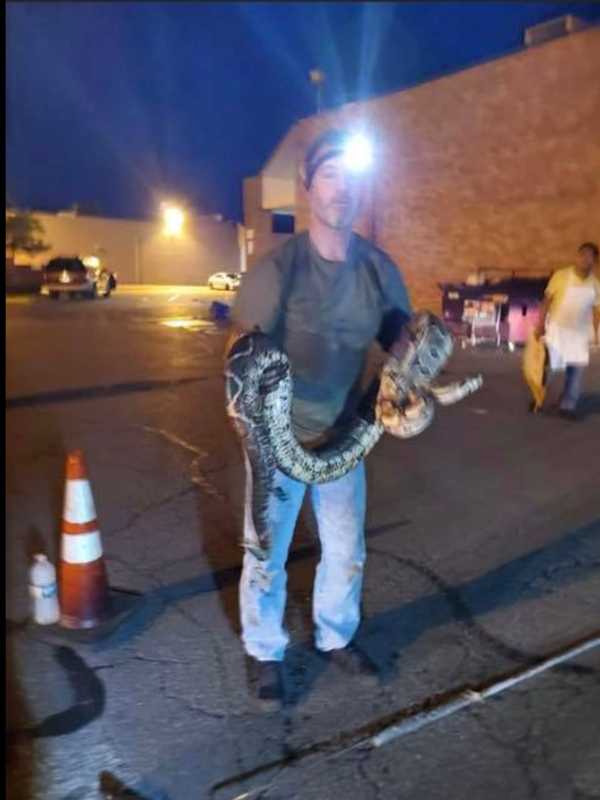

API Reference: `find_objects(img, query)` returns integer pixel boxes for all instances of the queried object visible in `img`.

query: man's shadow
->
[349,518,600,682]
[578,391,600,416]
[6,631,36,800]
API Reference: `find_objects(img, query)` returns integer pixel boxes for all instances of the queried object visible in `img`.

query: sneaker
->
[245,656,285,710]
[320,644,379,685]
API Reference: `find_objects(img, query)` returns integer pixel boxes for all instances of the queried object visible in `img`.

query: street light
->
[309,68,326,114]
[161,204,185,237]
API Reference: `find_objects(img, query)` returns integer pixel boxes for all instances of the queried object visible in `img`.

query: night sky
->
[7,2,600,223]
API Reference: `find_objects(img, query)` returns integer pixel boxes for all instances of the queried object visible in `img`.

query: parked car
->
[207,271,241,291]
[40,256,117,300]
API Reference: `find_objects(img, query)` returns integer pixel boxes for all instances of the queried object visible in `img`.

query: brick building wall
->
[261,26,600,311]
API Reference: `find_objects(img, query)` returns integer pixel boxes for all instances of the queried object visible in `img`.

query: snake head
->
[398,311,454,388]
[228,329,270,359]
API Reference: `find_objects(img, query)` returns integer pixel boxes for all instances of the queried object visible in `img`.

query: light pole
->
[309,68,326,114]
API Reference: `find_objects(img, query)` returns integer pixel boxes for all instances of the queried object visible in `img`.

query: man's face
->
[307,153,364,232]
[577,248,596,275]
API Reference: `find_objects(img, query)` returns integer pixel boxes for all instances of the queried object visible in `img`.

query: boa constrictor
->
[225,311,482,559]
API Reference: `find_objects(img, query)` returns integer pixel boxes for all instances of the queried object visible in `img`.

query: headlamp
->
[305,131,373,188]
[341,134,373,172]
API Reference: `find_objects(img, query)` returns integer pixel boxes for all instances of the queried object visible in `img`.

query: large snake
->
[225,311,482,559]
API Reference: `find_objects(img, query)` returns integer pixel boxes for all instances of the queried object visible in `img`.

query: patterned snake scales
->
[225,311,482,560]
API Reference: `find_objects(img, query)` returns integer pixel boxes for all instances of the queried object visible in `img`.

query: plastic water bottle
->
[29,554,60,625]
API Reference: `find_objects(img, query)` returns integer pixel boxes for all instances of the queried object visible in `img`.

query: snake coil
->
[226,311,482,559]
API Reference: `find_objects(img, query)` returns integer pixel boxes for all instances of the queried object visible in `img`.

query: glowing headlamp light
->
[341,133,373,172]
[305,131,374,188]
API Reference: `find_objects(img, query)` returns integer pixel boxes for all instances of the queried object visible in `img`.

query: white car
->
[208,272,241,291]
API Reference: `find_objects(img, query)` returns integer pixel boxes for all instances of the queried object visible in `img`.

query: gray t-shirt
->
[232,231,412,442]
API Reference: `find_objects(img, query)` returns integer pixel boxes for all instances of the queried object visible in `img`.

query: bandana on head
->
[303,129,347,189]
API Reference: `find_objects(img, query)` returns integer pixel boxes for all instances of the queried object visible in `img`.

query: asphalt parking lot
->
[6,287,600,800]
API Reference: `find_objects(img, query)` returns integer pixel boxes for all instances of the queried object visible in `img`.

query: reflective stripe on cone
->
[61,530,103,564]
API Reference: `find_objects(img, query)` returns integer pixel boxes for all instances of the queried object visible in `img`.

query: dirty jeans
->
[546,365,586,412]
[239,458,367,662]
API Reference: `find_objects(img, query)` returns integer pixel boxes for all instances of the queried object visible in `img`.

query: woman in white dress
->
[535,242,600,420]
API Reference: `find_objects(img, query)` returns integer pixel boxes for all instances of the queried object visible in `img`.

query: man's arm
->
[376,256,413,356]
[593,305,600,346]
[223,256,283,363]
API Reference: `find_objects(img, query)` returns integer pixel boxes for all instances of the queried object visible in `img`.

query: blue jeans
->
[546,365,585,411]
[239,458,367,662]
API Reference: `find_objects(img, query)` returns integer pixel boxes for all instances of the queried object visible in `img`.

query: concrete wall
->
[10,211,240,285]
[261,176,295,211]
[5,265,43,293]
[243,177,294,269]
[251,26,600,312]
[135,216,240,285]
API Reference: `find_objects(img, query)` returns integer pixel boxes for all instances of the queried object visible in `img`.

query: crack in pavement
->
[131,654,188,665]
[106,484,197,543]
[162,688,228,721]
[139,424,227,502]
[356,749,385,800]
[470,695,547,800]
[103,553,166,589]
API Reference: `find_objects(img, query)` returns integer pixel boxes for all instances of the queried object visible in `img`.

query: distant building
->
[6,208,241,285]
[243,20,600,310]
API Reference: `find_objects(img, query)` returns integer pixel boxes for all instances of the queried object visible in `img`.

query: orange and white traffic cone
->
[58,450,109,629]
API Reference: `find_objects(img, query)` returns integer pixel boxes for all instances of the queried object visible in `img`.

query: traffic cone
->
[58,450,109,629]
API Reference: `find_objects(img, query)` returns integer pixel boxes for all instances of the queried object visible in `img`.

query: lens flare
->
[162,205,185,236]
[342,134,373,172]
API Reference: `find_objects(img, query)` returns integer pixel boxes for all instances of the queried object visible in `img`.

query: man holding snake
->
[225,128,417,708]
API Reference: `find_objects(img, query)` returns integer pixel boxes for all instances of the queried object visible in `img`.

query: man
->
[534,242,600,420]
[227,129,412,709]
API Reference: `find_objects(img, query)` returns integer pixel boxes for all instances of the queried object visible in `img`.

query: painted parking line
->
[160,317,222,333]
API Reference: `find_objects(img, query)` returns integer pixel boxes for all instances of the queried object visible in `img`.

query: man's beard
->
[320,202,356,231]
